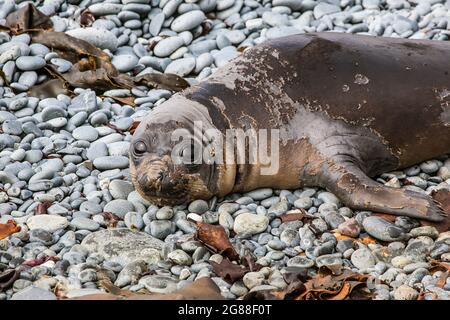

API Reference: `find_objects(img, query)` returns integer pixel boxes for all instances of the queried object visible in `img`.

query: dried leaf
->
[244,281,306,300]
[195,221,239,261]
[430,259,450,273]
[5,3,52,34]
[210,258,247,283]
[23,256,58,267]
[135,73,190,92]
[28,78,69,99]
[129,121,141,135]
[34,201,53,215]
[71,277,223,300]
[282,267,309,284]
[436,271,449,289]
[100,212,122,228]
[5,4,190,101]
[79,10,95,27]
[280,209,306,223]
[0,220,21,240]
[105,123,126,135]
[333,232,378,245]
[319,264,343,276]
[240,252,262,272]
[296,269,371,300]
[359,235,379,245]
[247,267,373,301]
[105,96,136,107]
[0,269,20,292]
[96,269,135,298]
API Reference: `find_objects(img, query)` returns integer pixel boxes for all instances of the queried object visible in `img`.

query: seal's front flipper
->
[321,164,446,222]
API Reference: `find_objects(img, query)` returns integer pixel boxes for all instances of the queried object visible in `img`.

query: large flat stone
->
[80,228,164,266]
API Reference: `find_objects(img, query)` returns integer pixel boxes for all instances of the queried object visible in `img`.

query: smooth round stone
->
[244,188,273,201]
[337,218,360,237]
[86,142,109,161]
[68,90,97,116]
[50,58,72,73]
[26,215,69,233]
[124,212,144,230]
[109,180,134,200]
[69,111,88,127]
[187,200,209,214]
[29,229,54,244]
[81,228,163,266]
[294,197,313,209]
[409,226,439,239]
[2,120,22,135]
[165,57,195,77]
[317,192,341,207]
[113,117,133,130]
[10,148,26,161]
[313,2,341,19]
[268,200,289,216]
[287,256,314,268]
[15,56,46,71]
[216,33,231,49]
[262,11,289,27]
[150,12,165,36]
[118,10,141,21]
[403,262,430,274]
[156,206,174,220]
[112,54,139,72]
[41,105,67,122]
[66,28,118,52]
[70,217,100,231]
[351,248,376,270]
[392,16,418,35]
[233,213,269,236]
[93,156,129,170]
[11,286,56,300]
[18,71,38,88]
[108,141,130,157]
[150,220,174,239]
[315,254,343,269]
[79,201,103,215]
[138,275,177,294]
[72,126,99,142]
[362,216,405,242]
[171,10,206,32]
[47,117,67,128]
[219,211,234,230]
[153,36,184,57]
[393,285,419,300]
[103,199,135,219]
[194,52,213,73]
[88,3,123,16]
[168,249,193,265]
[243,272,264,289]
[29,43,50,57]
[324,212,345,229]
[24,150,43,163]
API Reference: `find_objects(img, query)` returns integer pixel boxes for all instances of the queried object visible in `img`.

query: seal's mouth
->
[135,161,190,205]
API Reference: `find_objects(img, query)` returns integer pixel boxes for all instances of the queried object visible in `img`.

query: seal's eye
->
[181,142,196,164]
[181,141,200,172]
[134,141,147,155]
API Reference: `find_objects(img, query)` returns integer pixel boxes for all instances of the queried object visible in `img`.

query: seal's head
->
[129,95,235,206]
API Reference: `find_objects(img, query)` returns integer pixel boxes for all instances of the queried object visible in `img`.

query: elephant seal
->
[130,32,450,222]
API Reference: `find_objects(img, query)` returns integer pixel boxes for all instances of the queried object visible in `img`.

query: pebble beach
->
[0,0,450,300]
